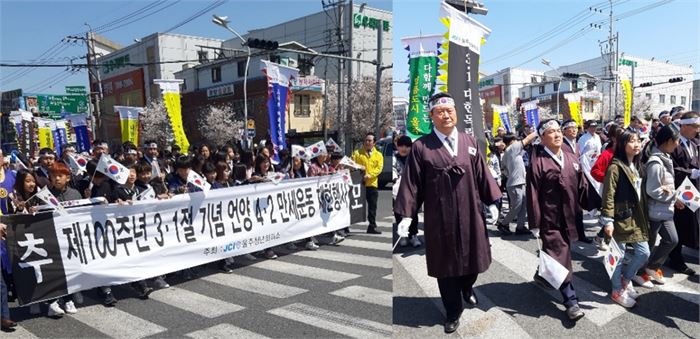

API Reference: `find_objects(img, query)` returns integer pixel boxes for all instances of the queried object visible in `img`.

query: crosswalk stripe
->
[292,249,392,269]
[394,250,532,338]
[200,273,308,298]
[69,300,167,338]
[341,238,390,251]
[4,325,38,338]
[568,243,699,305]
[148,287,245,318]
[250,260,361,283]
[329,285,392,307]
[489,236,627,327]
[186,323,271,339]
[267,302,392,338]
[352,231,392,239]
[383,274,392,280]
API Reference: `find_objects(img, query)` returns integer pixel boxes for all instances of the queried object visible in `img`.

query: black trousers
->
[575,209,586,240]
[436,274,478,321]
[666,242,689,269]
[559,281,579,307]
[366,187,378,228]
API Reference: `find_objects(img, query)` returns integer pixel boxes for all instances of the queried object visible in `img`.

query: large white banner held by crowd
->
[2,171,367,305]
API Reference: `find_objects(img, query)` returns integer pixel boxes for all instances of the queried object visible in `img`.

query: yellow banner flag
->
[622,78,632,128]
[492,105,502,135]
[154,79,190,151]
[565,93,583,128]
[115,106,142,145]
[37,119,54,149]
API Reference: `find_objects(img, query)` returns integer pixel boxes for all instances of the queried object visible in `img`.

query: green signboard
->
[353,13,390,31]
[65,86,87,95]
[479,78,494,88]
[36,94,88,115]
[618,58,638,67]
[103,54,131,74]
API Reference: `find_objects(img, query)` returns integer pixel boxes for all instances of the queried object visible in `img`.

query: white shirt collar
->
[434,128,458,157]
[544,146,565,169]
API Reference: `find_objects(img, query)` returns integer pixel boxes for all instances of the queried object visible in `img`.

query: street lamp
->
[541,58,561,119]
[212,14,251,149]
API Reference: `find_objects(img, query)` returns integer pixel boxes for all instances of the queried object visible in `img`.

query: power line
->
[513,26,595,68]
[91,1,168,33]
[163,0,227,33]
[97,1,182,34]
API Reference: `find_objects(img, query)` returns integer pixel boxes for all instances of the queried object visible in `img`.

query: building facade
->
[478,67,544,127]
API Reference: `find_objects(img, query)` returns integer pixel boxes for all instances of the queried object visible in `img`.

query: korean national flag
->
[676,177,700,212]
[96,154,129,185]
[187,170,211,192]
[305,140,327,159]
[34,186,67,216]
[67,153,89,175]
[291,145,310,161]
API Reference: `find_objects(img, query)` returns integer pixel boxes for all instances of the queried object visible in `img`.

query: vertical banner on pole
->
[65,114,91,153]
[37,119,54,150]
[565,93,584,128]
[115,106,143,145]
[52,120,69,156]
[402,35,441,140]
[621,76,632,128]
[492,104,512,134]
[260,60,298,163]
[523,100,540,128]
[438,1,491,153]
[154,79,189,152]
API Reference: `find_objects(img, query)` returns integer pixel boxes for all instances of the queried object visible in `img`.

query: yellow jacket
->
[352,147,384,188]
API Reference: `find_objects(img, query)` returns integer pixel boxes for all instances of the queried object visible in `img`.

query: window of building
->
[198,51,208,63]
[294,94,311,117]
[539,85,545,94]
[670,95,676,105]
[553,82,559,92]
[237,61,246,78]
[571,80,578,91]
[646,93,652,100]
[587,81,596,91]
[659,94,665,104]
[585,100,593,113]
[681,96,686,105]
[212,67,221,83]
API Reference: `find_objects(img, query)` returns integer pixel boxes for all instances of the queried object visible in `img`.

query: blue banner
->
[73,125,90,153]
[261,60,298,163]
[523,101,540,128]
[52,124,62,157]
[499,110,512,133]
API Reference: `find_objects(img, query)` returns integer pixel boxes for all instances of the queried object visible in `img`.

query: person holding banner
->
[601,129,650,308]
[394,92,502,333]
[307,153,346,246]
[527,119,598,321]
[668,111,700,276]
[631,125,683,288]
[167,156,201,195]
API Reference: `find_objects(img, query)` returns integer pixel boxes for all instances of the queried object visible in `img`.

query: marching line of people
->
[0,133,383,330]
[393,92,698,333]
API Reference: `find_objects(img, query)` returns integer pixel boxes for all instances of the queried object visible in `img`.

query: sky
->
[0,0,391,94]
[392,0,699,97]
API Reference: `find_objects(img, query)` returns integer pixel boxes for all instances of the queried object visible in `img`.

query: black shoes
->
[138,286,154,300]
[103,293,118,307]
[444,319,460,333]
[366,227,382,234]
[219,263,234,274]
[578,237,594,244]
[514,228,530,235]
[566,304,585,321]
[463,291,478,306]
[496,223,512,236]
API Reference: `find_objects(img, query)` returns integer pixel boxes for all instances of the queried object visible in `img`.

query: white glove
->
[485,204,499,225]
[691,169,700,180]
[531,228,540,238]
[397,218,412,238]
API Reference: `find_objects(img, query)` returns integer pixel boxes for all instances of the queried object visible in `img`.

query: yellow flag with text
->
[565,93,583,128]
[115,106,142,144]
[154,79,190,151]
[622,78,632,127]
[37,119,54,149]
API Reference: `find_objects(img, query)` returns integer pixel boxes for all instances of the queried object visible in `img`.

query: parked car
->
[376,137,394,188]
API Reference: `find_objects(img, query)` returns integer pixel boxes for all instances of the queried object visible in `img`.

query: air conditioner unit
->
[287,59,298,68]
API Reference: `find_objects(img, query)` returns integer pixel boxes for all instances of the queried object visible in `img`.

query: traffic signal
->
[246,38,279,50]
[562,72,579,78]
[668,77,684,83]
[638,82,653,87]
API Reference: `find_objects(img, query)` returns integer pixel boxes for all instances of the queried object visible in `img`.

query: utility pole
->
[608,0,616,121]
[68,25,104,139]
[345,0,353,155]
[374,19,382,138]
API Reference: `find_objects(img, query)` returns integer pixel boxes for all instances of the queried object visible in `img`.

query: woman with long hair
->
[601,129,650,308]
[631,124,683,288]
[11,169,39,213]
[591,123,622,250]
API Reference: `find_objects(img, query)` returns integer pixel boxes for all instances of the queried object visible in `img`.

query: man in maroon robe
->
[394,92,502,333]
[527,119,597,321]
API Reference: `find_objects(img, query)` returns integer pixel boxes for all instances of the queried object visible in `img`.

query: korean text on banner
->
[154,79,189,151]
[2,171,367,305]
[438,1,491,153]
[37,119,54,150]
[565,93,583,127]
[523,100,540,128]
[260,60,298,163]
[65,114,91,153]
[402,34,442,140]
[115,106,143,144]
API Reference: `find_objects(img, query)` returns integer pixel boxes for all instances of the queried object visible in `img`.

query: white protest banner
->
[3,171,368,305]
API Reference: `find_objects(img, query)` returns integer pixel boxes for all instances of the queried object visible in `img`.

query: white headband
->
[429,97,455,111]
[538,120,561,136]
[562,121,577,130]
[144,142,158,149]
[677,117,700,125]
